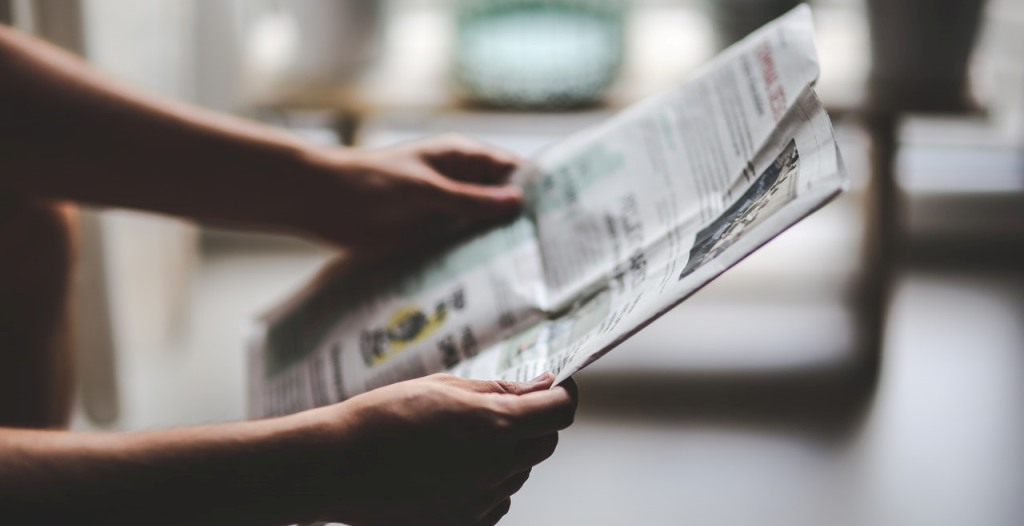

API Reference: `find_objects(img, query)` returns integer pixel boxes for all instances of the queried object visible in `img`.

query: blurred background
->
[3,0,1023,524]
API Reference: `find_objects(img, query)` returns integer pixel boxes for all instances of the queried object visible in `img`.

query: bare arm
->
[0,374,577,525]
[0,24,522,247]
[0,415,315,525]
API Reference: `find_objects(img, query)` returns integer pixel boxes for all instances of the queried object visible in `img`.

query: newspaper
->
[248,5,847,417]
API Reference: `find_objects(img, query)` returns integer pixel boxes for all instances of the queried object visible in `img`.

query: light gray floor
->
[523,271,1024,526]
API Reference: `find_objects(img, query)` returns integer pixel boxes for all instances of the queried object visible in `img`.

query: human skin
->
[0,373,578,525]
[0,22,573,526]
[0,24,524,249]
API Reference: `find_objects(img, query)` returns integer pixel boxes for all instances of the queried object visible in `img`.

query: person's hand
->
[297,135,524,249]
[288,373,577,526]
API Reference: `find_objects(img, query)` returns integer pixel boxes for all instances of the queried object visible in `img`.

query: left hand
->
[296,135,524,249]
[274,373,578,526]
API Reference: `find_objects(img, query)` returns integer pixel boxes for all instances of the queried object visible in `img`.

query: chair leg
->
[851,111,904,404]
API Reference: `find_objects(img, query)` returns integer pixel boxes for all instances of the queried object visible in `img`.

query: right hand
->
[296,135,524,251]
[292,373,577,526]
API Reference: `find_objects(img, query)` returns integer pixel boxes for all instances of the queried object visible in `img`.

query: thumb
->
[431,177,523,220]
[491,372,556,396]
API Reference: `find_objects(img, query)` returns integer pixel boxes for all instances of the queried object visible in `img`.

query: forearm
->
[0,413,336,525]
[0,24,334,232]
[0,375,577,526]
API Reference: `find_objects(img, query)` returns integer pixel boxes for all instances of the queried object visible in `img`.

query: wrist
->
[285,144,374,246]
[105,415,347,525]
[242,406,365,523]
[249,141,334,240]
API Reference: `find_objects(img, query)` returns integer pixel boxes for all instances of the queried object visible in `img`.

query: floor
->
[523,271,1024,526]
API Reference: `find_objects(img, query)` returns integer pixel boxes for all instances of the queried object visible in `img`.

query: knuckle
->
[483,398,518,432]
[486,394,513,413]
[529,436,559,464]
[473,466,507,489]
[504,469,531,493]
[543,437,559,459]
[491,413,516,434]
[564,408,578,426]
[442,133,475,149]
[419,177,448,198]
[430,373,459,383]
[488,380,517,395]
[425,133,467,154]
[493,498,513,521]
[431,180,469,203]
[561,405,577,428]
[454,397,503,436]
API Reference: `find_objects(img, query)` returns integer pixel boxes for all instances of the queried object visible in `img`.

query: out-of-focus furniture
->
[5,0,122,427]
[11,0,207,428]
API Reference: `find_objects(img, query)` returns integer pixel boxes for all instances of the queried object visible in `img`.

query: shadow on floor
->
[575,344,881,444]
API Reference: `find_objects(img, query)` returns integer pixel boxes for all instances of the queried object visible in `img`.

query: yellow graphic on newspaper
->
[359,288,467,367]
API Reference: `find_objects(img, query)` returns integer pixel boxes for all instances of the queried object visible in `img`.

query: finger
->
[430,152,520,185]
[510,433,559,472]
[424,134,521,167]
[472,470,531,520]
[501,372,557,395]
[454,373,555,396]
[558,376,579,405]
[422,135,522,184]
[504,387,577,438]
[496,468,532,497]
[429,176,523,219]
[479,497,512,526]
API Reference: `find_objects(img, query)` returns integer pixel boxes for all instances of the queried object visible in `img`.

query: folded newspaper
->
[248,5,847,417]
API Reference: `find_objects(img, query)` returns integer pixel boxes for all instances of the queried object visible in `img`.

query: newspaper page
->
[248,5,847,417]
